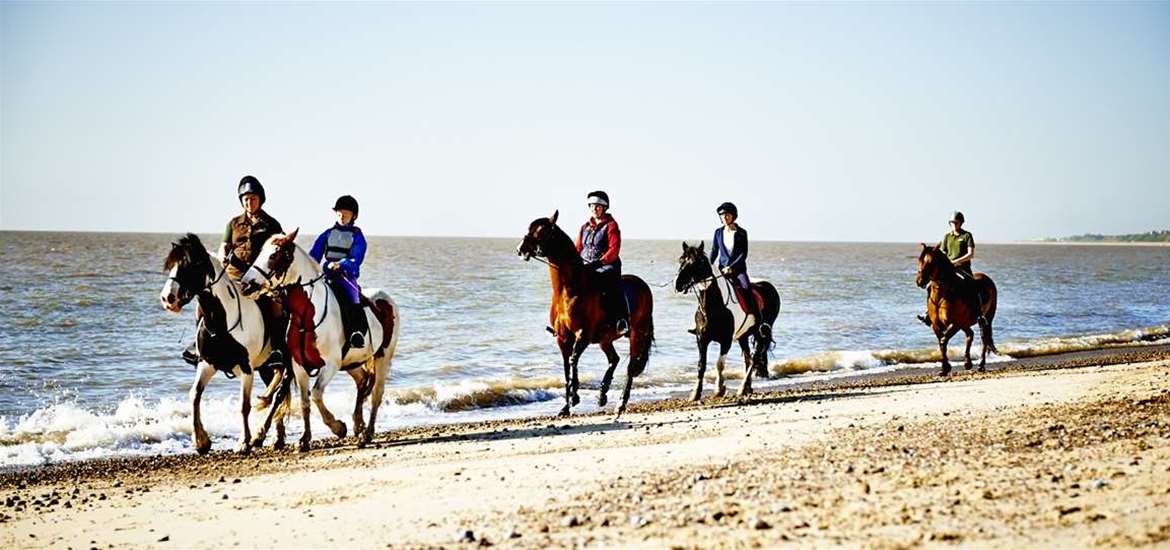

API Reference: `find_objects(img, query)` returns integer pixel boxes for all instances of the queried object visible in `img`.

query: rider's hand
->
[583,260,601,270]
[326,261,339,271]
[722,267,733,276]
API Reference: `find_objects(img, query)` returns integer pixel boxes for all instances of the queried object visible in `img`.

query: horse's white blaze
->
[160,266,180,312]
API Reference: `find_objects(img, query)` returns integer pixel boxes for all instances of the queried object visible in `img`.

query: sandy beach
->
[3,346,1169,549]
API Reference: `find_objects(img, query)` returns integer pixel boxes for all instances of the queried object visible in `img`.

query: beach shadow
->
[369,418,635,451]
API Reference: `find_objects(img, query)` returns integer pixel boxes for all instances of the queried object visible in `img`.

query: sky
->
[2,1,1168,243]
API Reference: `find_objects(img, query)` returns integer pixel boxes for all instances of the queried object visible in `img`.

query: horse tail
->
[625,276,654,378]
[751,281,781,373]
[978,277,999,354]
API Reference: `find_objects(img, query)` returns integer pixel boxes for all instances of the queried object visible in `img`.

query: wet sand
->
[3,345,1169,548]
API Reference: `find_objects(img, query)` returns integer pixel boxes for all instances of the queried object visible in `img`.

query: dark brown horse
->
[916,244,999,375]
[517,210,654,418]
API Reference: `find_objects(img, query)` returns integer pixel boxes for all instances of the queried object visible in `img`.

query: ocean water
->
[1,231,1168,468]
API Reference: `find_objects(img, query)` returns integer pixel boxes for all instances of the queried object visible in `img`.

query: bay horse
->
[675,241,780,399]
[916,244,999,375]
[516,210,654,418]
[242,229,400,449]
[160,233,289,454]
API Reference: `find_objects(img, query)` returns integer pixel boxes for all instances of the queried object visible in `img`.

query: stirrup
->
[615,319,629,337]
[917,314,931,327]
[181,342,199,367]
[349,332,366,349]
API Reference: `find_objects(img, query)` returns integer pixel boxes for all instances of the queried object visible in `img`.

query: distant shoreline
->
[1002,240,1170,248]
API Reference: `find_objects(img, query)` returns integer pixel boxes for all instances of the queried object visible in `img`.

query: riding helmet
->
[717,202,738,219]
[950,211,965,224]
[333,195,359,221]
[237,175,266,205]
[586,191,610,208]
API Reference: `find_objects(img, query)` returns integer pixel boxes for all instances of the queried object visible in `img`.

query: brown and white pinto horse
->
[242,229,400,449]
[517,211,654,418]
[916,244,999,375]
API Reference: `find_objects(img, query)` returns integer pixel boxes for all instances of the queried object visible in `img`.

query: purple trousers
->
[328,273,361,304]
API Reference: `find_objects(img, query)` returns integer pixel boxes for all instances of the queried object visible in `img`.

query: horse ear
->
[698,241,705,253]
[681,241,688,252]
[549,210,559,225]
[284,228,299,245]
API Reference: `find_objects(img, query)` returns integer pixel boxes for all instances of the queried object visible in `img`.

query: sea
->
[1,231,1168,469]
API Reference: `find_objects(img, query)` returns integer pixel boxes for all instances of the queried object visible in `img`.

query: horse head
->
[241,228,301,297]
[161,233,215,312]
[516,209,560,261]
[916,243,948,288]
[675,241,710,293]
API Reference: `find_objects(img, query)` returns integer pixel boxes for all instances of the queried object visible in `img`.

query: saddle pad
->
[731,285,765,315]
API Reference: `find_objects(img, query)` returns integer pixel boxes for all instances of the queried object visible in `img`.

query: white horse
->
[160,233,288,454]
[241,229,400,449]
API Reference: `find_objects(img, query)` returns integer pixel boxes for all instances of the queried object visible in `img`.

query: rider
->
[708,202,762,329]
[182,175,287,366]
[576,190,628,336]
[918,211,978,326]
[309,195,368,349]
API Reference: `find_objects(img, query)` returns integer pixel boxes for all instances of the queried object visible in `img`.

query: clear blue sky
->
[2,1,1168,242]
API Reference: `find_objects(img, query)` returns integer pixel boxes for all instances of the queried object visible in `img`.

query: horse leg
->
[557,335,574,417]
[714,342,730,397]
[235,368,254,454]
[961,327,975,370]
[737,337,754,398]
[312,364,347,439]
[255,366,283,411]
[690,339,709,402]
[568,339,587,406]
[189,363,216,455]
[254,367,290,449]
[938,325,960,376]
[294,364,313,452]
[598,339,620,408]
[346,367,369,442]
[363,354,390,445]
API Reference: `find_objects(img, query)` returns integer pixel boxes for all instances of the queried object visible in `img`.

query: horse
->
[516,210,654,418]
[916,244,999,375]
[160,233,290,454]
[241,229,400,449]
[675,241,780,399]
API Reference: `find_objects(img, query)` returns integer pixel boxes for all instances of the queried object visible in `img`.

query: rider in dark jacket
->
[183,176,287,368]
[310,195,369,348]
[709,202,762,328]
[576,190,628,336]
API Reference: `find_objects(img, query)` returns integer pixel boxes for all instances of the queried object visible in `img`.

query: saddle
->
[730,285,765,316]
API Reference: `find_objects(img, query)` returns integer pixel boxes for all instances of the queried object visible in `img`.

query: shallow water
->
[1,231,1167,467]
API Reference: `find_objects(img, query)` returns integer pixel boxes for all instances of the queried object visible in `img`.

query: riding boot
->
[608,287,629,337]
[347,303,368,349]
[260,295,289,370]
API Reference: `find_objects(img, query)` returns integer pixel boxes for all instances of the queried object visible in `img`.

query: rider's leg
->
[596,264,628,336]
[918,282,934,326]
[258,294,289,369]
[736,272,760,326]
[338,275,367,348]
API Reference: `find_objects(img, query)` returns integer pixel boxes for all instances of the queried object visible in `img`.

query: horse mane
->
[164,233,211,272]
[544,220,583,267]
[923,245,957,279]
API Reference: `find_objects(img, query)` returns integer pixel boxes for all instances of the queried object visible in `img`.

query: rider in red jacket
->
[576,191,628,336]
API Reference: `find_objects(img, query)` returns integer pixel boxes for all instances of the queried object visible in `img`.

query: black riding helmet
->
[951,211,965,224]
[717,202,738,219]
[334,195,359,221]
[237,175,265,205]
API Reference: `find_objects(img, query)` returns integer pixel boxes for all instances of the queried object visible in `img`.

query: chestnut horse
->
[517,210,654,418]
[916,244,999,375]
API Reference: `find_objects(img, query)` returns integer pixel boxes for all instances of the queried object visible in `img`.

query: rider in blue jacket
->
[310,195,368,348]
[709,202,761,327]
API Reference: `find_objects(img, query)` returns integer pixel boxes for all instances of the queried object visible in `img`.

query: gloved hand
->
[583,260,602,270]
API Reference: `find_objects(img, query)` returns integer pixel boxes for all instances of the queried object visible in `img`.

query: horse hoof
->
[273,440,286,451]
[557,405,571,417]
[235,443,251,455]
[597,394,608,408]
[255,397,271,411]
[939,367,951,377]
[196,444,211,456]
[298,440,311,453]
[333,422,348,439]
[688,391,701,402]
[978,365,986,373]
[714,387,726,398]
[571,394,581,406]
